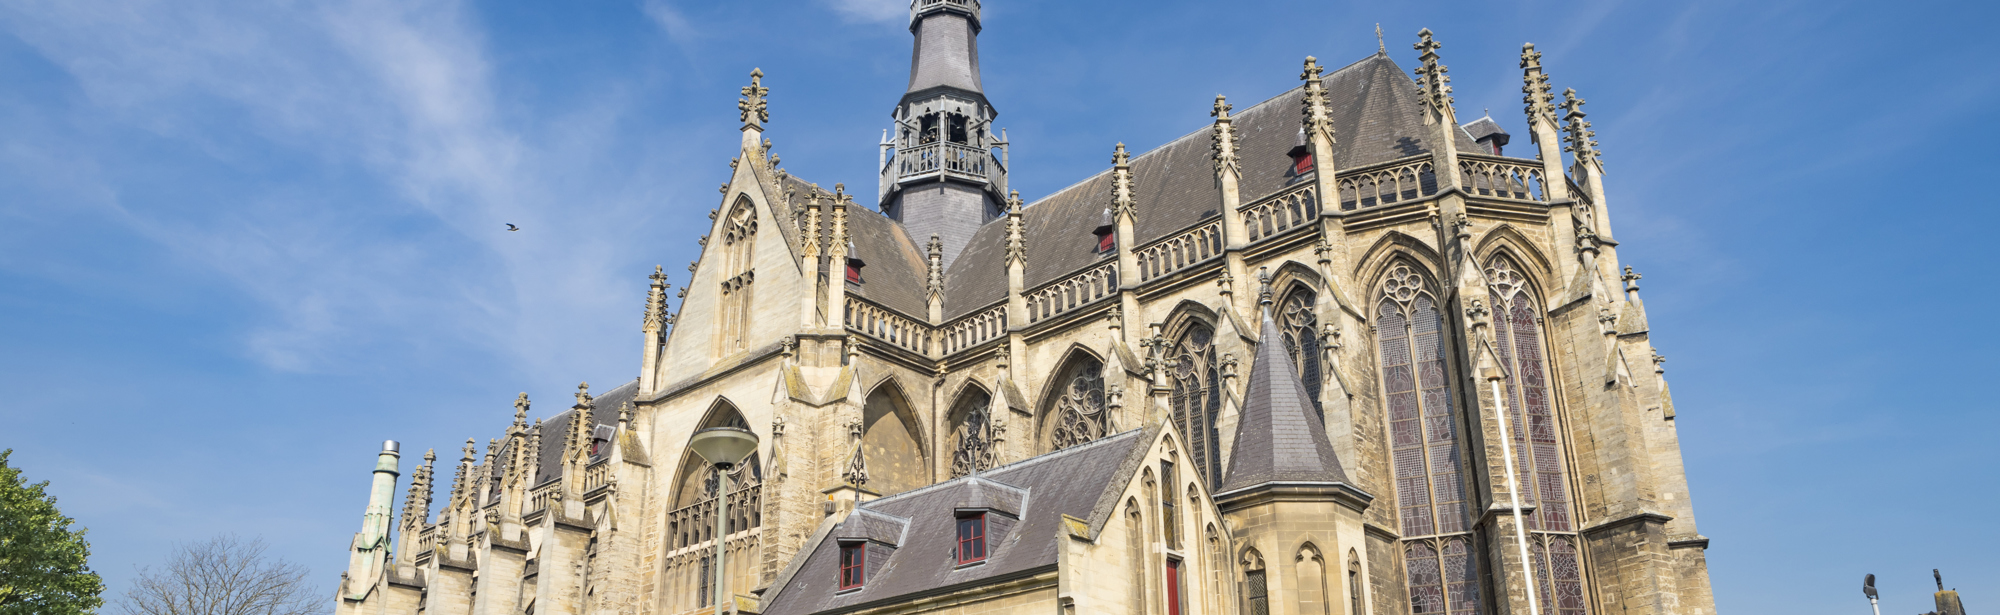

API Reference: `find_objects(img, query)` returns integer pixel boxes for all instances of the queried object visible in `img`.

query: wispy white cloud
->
[0,0,671,377]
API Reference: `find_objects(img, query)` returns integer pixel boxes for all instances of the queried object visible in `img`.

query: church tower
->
[879,0,1007,269]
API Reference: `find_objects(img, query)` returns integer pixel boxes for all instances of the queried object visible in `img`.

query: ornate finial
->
[1651,350,1666,374]
[1575,222,1601,255]
[993,344,1009,368]
[1465,298,1491,331]
[1106,305,1123,330]
[1413,29,1455,119]
[1300,57,1335,141]
[1453,212,1471,239]
[780,336,795,358]
[1106,384,1125,410]
[1217,269,1235,296]
[575,382,592,407]
[927,234,946,298]
[1597,306,1619,334]
[738,68,770,129]
[1561,88,1601,168]
[1376,24,1385,52]
[644,266,669,331]
[1934,569,1943,592]
[1521,43,1557,124]
[1621,266,1642,296]
[1320,322,1342,352]
[618,401,632,425]
[1211,95,1242,177]
[513,393,530,428]
[1110,143,1137,223]
[1220,353,1239,379]
[843,445,868,487]
[1004,191,1028,266]
[462,438,477,463]
[1257,267,1273,305]
[801,191,823,256]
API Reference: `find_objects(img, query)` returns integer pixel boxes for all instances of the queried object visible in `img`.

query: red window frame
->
[845,263,863,283]
[1096,231,1116,253]
[838,543,865,590]
[1166,558,1184,615]
[956,514,987,564]
[1293,153,1315,175]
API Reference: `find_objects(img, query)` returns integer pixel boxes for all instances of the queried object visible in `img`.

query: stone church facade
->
[333,2,1717,615]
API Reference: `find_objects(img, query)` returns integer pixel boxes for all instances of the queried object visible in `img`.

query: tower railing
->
[911,0,979,21]
[895,142,991,184]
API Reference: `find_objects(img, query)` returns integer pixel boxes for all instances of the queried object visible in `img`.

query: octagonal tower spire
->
[881,0,1007,270]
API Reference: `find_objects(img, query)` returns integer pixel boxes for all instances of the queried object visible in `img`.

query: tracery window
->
[1374,262,1479,615]
[718,199,757,353]
[1169,322,1224,486]
[1278,285,1324,416]
[1485,256,1587,615]
[1047,358,1110,450]
[1243,550,1270,615]
[947,387,996,478]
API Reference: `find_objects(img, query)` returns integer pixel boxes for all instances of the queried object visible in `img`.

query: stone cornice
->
[1214,481,1374,514]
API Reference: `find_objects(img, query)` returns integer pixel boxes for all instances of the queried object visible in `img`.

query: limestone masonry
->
[334,2,1716,615]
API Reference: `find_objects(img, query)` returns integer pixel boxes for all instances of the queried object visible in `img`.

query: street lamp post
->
[689,427,760,615]
[1863,573,1880,615]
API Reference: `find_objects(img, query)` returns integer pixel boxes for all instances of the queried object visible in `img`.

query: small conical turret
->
[341,440,401,600]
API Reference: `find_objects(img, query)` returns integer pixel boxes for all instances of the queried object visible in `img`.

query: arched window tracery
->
[1278,285,1324,416]
[1485,255,1587,615]
[718,198,758,353]
[947,386,996,478]
[1169,322,1224,486]
[1047,357,1110,451]
[1373,262,1479,615]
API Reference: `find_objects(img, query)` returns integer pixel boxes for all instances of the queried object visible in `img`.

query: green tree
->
[0,449,105,615]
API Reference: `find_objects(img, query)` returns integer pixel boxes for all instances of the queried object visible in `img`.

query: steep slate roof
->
[775,175,931,319]
[1216,306,1349,494]
[845,205,931,318]
[761,429,1152,615]
[942,52,1483,319]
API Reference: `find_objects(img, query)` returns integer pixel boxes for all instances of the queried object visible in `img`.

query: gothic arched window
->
[1485,256,1587,615]
[1169,322,1224,486]
[1047,357,1110,451]
[718,198,758,353]
[1374,262,1479,615]
[947,386,996,478]
[1278,285,1324,416]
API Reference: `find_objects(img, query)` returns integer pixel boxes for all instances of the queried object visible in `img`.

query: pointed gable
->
[1216,306,1349,495]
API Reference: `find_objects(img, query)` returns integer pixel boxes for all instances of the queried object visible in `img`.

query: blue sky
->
[1,0,1994,612]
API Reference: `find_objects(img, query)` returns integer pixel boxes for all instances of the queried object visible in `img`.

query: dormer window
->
[1093,219,1115,254]
[1287,141,1315,176]
[846,257,865,284]
[956,513,987,565]
[838,542,866,590]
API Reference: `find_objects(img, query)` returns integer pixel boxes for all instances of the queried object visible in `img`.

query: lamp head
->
[1863,573,1877,599]
[689,427,760,469]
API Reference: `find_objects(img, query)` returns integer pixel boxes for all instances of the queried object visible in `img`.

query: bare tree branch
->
[118,535,325,615]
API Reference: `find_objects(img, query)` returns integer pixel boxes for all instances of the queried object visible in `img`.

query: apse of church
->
[333,4,1716,615]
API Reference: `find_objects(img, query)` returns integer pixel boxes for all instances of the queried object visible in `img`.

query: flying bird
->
[505,224,520,231]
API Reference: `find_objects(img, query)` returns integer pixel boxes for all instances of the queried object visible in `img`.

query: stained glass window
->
[1169,323,1224,486]
[1279,286,1324,416]
[1049,359,1110,450]
[1375,263,1481,615]
[1486,256,1590,615]
[948,388,996,478]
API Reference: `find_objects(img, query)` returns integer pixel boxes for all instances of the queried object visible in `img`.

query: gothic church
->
[333,2,1717,615]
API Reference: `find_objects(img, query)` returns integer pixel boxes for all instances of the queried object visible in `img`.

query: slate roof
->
[481,379,640,496]
[1215,306,1349,494]
[1460,115,1507,144]
[940,52,1485,319]
[775,175,931,318]
[761,429,1153,615]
